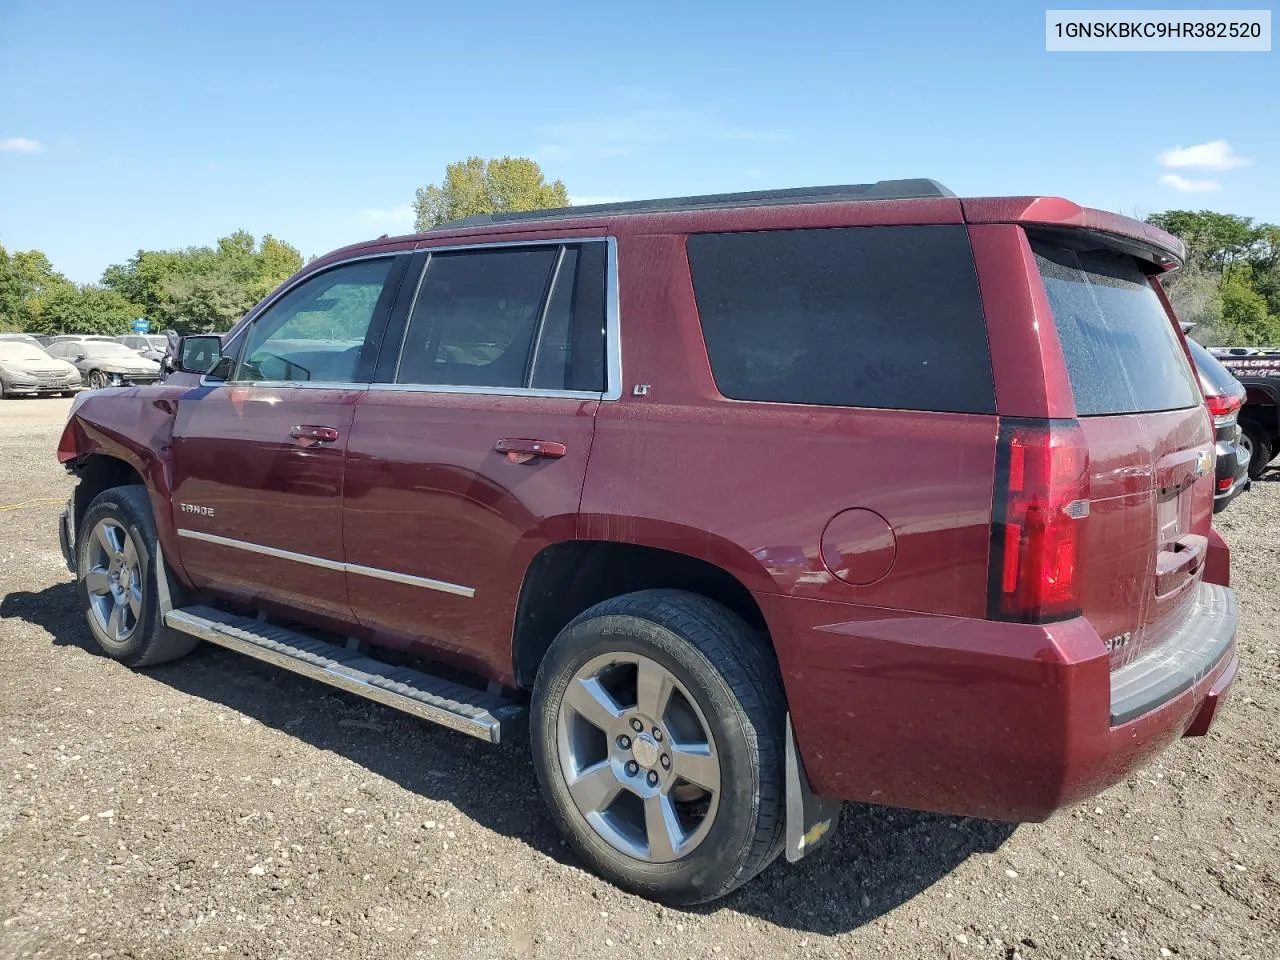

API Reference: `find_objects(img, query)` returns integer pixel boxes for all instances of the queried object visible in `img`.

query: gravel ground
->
[1,396,1278,960]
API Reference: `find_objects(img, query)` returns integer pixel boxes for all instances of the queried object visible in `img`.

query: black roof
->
[436,178,955,230]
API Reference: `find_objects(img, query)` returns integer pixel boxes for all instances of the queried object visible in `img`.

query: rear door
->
[342,239,612,679]
[1031,235,1213,668]
[170,255,407,625]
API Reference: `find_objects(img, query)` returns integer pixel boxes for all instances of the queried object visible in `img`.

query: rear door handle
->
[495,438,567,463]
[290,425,340,445]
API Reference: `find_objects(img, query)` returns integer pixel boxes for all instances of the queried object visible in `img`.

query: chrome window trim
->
[201,250,412,389]
[198,381,370,392]
[390,235,621,401]
[368,383,602,400]
[176,529,476,599]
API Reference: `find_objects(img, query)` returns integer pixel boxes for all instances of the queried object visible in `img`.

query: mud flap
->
[784,714,843,863]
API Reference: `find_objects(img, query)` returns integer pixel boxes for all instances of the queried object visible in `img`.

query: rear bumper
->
[1212,435,1251,512]
[762,581,1238,822]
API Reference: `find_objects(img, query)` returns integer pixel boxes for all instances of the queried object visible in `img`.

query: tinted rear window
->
[687,226,995,413]
[1032,239,1201,416]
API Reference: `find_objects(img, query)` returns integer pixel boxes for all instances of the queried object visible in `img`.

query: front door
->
[343,239,613,678]
[170,254,407,626]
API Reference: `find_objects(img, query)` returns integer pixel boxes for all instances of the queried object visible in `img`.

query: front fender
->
[58,385,191,587]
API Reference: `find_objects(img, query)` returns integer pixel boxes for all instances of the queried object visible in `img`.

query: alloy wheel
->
[84,518,143,645]
[556,652,721,863]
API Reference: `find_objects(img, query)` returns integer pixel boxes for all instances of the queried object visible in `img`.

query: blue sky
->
[1,0,1276,283]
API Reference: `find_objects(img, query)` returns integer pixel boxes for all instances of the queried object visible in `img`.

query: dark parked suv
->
[1184,337,1250,511]
[57,181,1238,904]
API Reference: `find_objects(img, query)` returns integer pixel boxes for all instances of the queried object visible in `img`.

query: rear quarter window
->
[686,226,994,414]
[1032,239,1202,416]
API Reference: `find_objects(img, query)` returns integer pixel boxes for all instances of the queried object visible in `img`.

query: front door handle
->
[495,438,567,464]
[291,425,340,446]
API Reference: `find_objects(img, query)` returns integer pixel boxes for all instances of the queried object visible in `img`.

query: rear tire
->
[1240,420,1272,480]
[530,589,786,905]
[76,485,198,667]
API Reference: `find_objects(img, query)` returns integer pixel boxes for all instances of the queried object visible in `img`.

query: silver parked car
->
[45,339,161,389]
[117,334,169,362]
[0,340,83,397]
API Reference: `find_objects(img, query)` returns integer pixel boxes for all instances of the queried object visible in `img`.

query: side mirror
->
[177,335,224,375]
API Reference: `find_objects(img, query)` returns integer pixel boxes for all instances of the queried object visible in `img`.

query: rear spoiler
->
[963,197,1185,272]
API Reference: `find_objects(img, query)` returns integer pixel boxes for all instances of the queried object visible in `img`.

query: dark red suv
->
[57,180,1239,904]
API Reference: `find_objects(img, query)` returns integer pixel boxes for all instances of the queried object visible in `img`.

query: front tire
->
[87,369,108,390]
[531,589,786,905]
[77,485,197,667]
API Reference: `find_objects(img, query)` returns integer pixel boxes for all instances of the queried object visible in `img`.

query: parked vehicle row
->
[56,181,1239,905]
[0,332,167,396]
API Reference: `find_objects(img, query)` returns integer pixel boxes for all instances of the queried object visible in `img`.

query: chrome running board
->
[165,605,524,743]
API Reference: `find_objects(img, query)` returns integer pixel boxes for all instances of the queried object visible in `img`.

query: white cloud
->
[356,204,415,227]
[1157,139,1250,171]
[1159,173,1222,193]
[569,195,629,206]
[0,137,43,153]
[537,109,790,162]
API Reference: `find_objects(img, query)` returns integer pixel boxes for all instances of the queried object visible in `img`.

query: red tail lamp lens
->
[988,419,1090,623]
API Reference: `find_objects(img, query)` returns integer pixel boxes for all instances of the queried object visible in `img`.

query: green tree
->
[413,156,569,230]
[157,270,258,334]
[28,285,141,336]
[0,245,72,329]
[101,231,303,334]
[1147,210,1261,274]
[1219,268,1279,345]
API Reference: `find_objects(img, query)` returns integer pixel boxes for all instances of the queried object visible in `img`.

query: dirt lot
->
[1,397,1277,960]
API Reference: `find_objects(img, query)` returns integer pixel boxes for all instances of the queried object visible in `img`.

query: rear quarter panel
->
[581,231,999,740]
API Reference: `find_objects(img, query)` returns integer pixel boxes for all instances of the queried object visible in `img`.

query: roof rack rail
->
[435,178,955,230]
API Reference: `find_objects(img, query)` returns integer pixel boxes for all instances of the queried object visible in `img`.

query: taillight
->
[1205,393,1242,423]
[988,418,1090,623]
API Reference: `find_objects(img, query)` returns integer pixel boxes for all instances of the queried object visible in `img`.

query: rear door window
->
[686,226,994,413]
[1031,239,1201,416]
[395,243,607,392]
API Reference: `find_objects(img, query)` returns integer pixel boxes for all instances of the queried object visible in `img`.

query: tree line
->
[0,231,303,336]
[1149,210,1280,346]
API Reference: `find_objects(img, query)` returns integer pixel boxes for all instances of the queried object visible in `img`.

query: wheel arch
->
[59,390,190,587]
[511,537,777,690]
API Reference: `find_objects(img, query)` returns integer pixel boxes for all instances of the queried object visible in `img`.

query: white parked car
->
[0,341,83,397]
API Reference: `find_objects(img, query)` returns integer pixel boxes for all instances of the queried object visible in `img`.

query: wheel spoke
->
[123,534,138,566]
[95,522,121,556]
[670,742,720,794]
[635,658,674,722]
[128,582,143,618]
[567,761,623,814]
[644,793,682,861]
[563,676,622,732]
[107,600,126,639]
[84,567,111,597]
